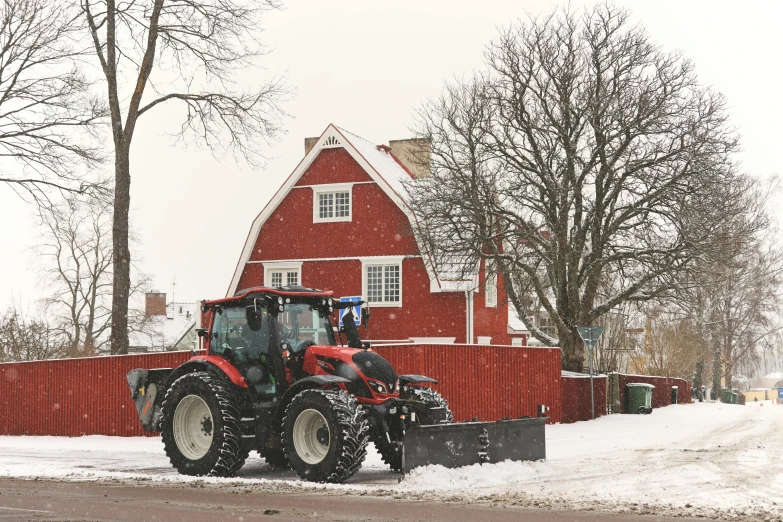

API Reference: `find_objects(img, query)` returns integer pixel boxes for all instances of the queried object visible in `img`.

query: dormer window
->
[313,184,352,223]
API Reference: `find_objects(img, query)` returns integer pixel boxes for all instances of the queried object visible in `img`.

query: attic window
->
[323,135,341,147]
[313,184,352,223]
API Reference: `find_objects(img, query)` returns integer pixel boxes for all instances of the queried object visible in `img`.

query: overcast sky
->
[0,0,781,312]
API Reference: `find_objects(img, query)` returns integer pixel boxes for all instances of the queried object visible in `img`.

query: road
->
[0,478,709,522]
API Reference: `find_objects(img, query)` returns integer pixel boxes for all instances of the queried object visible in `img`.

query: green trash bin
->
[723,390,733,403]
[626,383,654,414]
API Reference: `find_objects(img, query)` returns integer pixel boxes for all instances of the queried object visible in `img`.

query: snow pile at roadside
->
[399,401,783,519]
[1,401,781,519]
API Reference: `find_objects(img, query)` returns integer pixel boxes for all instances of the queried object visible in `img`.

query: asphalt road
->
[0,478,713,522]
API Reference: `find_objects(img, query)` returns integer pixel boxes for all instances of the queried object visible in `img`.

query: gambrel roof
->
[227,124,478,296]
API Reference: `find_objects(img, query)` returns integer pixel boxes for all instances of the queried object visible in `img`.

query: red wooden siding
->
[0,345,562,436]
[617,374,692,410]
[237,146,511,345]
[560,375,607,423]
[373,344,562,424]
[0,352,195,437]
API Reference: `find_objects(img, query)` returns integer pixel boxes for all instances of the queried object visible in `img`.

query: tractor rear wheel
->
[282,389,368,483]
[160,372,248,477]
[374,386,453,472]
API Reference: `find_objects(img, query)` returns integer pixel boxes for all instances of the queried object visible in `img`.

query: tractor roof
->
[204,285,334,306]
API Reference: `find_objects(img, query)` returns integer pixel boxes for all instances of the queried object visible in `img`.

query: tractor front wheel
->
[374,386,454,472]
[283,389,368,483]
[160,372,248,477]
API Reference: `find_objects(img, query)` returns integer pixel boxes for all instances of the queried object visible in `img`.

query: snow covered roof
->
[226,124,480,296]
[763,372,783,379]
[337,127,412,201]
[129,302,197,351]
[508,304,529,333]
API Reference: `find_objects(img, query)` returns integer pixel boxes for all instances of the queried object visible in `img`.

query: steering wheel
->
[292,340,315,354]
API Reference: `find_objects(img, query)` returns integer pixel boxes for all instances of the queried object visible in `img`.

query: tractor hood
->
[302,345,398,398]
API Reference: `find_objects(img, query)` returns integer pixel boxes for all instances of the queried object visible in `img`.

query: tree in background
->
[36,197,150,356]
[407,5,746,371]
[79,0,290,354]
[0,0,105,207]
[0,305,65,361]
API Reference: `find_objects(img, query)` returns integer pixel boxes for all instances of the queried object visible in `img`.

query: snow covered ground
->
[1,401,781,520]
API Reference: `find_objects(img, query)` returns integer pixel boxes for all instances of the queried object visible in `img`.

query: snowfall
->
[1,401,782,521]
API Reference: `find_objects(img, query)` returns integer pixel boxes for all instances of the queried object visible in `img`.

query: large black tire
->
[374,386,453,472]
[282,389,368,483]
[160,372,248,477]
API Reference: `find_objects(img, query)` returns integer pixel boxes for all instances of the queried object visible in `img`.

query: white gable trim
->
[226,124,442,296]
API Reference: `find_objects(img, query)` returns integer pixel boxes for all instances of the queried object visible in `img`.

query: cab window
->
[211,306,271,364]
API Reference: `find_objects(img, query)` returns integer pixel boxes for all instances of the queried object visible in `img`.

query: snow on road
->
[1,401,781,520]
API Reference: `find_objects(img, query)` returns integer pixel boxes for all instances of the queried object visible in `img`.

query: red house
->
[227,125,526,346]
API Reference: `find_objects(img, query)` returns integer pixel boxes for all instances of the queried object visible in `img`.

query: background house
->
[128,290,197,352]
[227,124,528,345]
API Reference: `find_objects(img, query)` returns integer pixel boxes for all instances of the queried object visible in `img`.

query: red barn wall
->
[236,147,509,344]
[560,375,607,423]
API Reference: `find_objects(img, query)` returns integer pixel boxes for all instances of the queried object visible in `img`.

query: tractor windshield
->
[275,303,336,349]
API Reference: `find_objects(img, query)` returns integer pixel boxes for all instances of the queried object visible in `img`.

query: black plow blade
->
[402,417,546,473]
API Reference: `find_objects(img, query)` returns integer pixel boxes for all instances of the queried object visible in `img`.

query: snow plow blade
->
[126,368,173,432]
[402,417,546,473]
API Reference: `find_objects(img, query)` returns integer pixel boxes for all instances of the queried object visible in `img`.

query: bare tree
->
[407,5,747,371]
[36,196,150,356]
[665,177,783,393]
[78,0,289,354]
[0,0,105,207]
[0,305,66,361]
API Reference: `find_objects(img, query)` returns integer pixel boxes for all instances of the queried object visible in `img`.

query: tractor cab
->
[202,286,340,395]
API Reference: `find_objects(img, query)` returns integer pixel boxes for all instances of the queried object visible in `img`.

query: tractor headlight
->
[285,298,290,303]
[277,297,283,304]
[328,298,334,307]
[278,305,284,312]
[394,380,400,393]
[368,380,388,394]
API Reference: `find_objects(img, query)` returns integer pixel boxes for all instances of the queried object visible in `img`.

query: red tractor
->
[127,285,453,483]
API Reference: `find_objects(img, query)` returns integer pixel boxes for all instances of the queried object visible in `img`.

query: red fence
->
[560,374,607,423]
[0,344,562,437]
[0,351,195,437]
[617,374,692,410]
[374,344,562,424]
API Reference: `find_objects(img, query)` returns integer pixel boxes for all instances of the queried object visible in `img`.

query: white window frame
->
[485,262,497,308]
[263,261,303,288]
[312,183,353,223]
[361,256,403,307]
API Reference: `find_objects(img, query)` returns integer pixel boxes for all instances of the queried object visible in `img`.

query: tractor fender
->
[164,357,249,394]
[399,374,438,386]
[281,375,352,409]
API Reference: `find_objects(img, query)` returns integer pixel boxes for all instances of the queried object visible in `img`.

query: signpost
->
[577,326,604,420]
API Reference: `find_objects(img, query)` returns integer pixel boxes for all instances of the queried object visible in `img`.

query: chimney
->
[304,137,319,156]
[389,138,431,179]
[145,290,167,318]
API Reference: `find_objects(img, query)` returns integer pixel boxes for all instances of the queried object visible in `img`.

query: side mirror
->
[246,304,264,331]
[196,328,208,338]
[361,305,371,330]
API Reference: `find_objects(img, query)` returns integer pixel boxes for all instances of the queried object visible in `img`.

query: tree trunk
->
[712,347,722,397]
[110,145,131,355]
[560,328,585,372]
